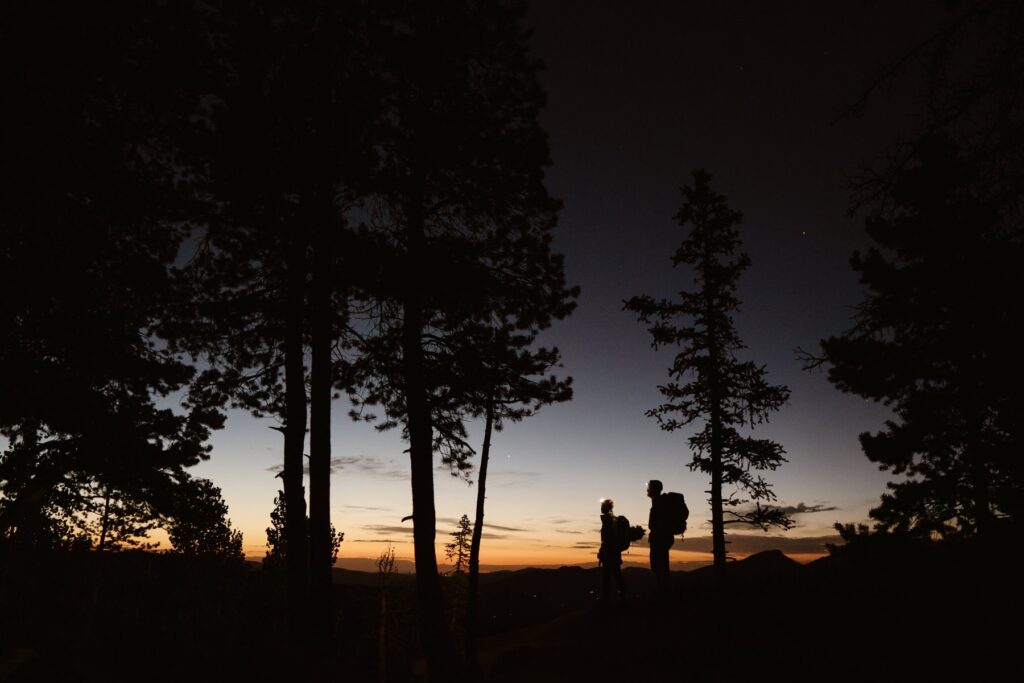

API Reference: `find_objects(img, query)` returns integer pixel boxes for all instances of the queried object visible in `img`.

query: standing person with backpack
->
[598,498,628,604]
[647,480,688,597]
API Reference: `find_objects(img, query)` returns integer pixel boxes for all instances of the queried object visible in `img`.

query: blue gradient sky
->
[187,1,943,567]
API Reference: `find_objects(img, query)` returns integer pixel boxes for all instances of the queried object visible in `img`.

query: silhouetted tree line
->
[3,0,1022,680]
[1,1,574,679]
[0,1,236,557]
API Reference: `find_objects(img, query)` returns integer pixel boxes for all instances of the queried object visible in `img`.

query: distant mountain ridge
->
[327,548,820,577]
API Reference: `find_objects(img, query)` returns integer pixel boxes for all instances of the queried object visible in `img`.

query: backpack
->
[662,492,689,535]
[615,515,645,552]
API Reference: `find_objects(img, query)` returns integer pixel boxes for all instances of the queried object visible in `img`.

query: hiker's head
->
[646,480,663,498]
[600,498,614,514]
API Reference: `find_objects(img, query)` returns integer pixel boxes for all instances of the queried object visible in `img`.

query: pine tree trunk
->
[403,304,461,680]
[961,390,993,536]
[403,187,462,681]
[309,222,334,649]
[709,406,726,576]
[968,419,993,536]
[283,232,309,645]
[704,242,727,577]
[972,462,993,536]
[98,488,111,551]
[466,398,493,666]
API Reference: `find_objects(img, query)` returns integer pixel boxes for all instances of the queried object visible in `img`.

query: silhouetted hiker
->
[647,480,673,596]
[598,498,627,604]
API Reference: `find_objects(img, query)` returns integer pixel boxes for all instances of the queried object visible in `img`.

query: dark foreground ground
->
[1,541,1020,682]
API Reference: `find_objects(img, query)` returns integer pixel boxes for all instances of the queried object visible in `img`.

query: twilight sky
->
[188,0,947,569]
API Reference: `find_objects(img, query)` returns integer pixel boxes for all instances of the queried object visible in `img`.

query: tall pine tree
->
[161,2,379,647]
[813,136,1024,537]
[456,323,572,663]
[625,170,792,576]
[346,1,577,677]
[0,0,224,548]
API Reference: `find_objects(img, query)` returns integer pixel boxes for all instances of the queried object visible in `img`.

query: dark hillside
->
[1,545,1019,681]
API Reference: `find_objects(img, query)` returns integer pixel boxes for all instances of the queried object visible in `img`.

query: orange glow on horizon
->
[239,540,826,570]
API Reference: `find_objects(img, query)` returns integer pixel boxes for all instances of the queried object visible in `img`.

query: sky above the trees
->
[189,0,947,569]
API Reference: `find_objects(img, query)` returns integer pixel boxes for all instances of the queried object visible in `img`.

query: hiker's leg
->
[661,538,674,594]
[601,564,611,601]
[652,543,670,594]
[615,564,626,599]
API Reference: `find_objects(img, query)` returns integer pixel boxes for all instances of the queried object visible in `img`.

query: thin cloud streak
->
[267,455,407,480]
[362,524,413,535]
[484,523,528,532]
[777,502,840,515]
[633,534,840,555]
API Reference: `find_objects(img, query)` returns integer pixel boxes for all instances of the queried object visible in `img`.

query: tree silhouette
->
[147,4,314,639]
[345,2,577,678]
[160,2,379,646]
[809,136,1024,536]
[376,543,398,683]
[445,515,473,576]
[165,477,243,561]
[445,514,473,648]
[625,170,792,575]
[263,491,290,574]
[458,324,572,662]
[840,0,1024,211]
[263,490,343,572]
[2,477,158,552]
[93,486,159,551]
[818,0,1024,541]
[171,219,315,640]
[0,1,224,550]
[74,482,163,552]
